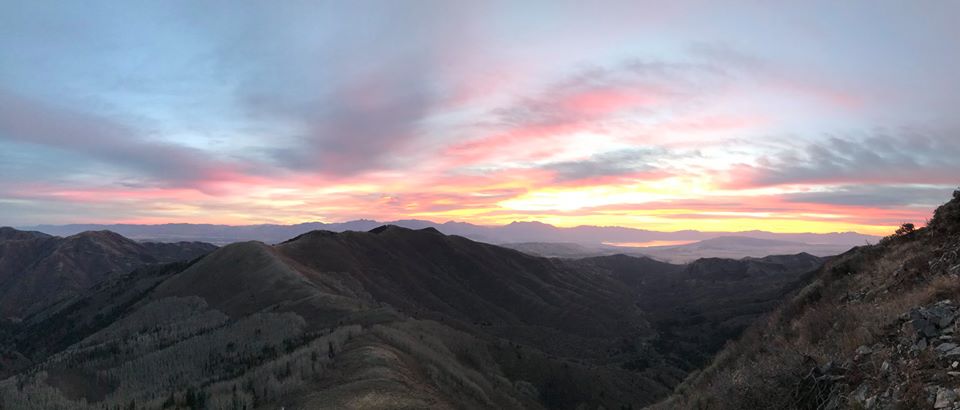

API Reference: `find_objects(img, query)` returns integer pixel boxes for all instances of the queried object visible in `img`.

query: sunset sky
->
[1,1,958,235]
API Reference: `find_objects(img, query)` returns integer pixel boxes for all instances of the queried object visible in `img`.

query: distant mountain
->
[23,219,881,248]
[0,225,823,409]
[0,227,216,320]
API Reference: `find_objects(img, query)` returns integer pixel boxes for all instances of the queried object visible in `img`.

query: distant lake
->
[603,240,699,248]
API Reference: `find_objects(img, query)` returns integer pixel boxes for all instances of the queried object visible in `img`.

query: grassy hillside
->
[652,189,960,409]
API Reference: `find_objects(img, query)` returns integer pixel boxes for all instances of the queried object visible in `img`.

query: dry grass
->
[652,219,960,409]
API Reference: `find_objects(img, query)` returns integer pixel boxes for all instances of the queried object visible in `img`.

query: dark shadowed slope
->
[275,226,650,343]
[0,226,824,409]
[0,227,216,320]
[575,252,822,370]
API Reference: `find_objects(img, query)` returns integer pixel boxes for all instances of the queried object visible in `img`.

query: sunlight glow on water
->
[603,240,699,248]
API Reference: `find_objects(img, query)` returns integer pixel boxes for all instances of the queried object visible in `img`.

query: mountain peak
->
[366,224,442,235]
[368,224,400,234]
[506,220,550,226]
[66,230,132,243]
[0,227,50,241]
[280,229,338,244]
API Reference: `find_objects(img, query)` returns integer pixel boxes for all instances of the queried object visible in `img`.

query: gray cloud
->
[740,132,960,187]
[271,64,436,175]
[543,148,670,182]
[205,3,475,176]
[782,185,956,208]
[0,90,240,187]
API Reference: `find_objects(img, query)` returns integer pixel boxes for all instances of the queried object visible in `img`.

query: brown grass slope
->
[651,189,960,410]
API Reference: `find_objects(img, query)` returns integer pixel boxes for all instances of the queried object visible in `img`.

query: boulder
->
[913,317,940,338]
[934,387,957,408]
[852,383,870,403]
[936,343,958,353]
[911,304,958,339]
[880,361,891,373]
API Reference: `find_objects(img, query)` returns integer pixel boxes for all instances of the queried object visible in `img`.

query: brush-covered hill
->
[0,226,823,409]
[0,227,216,320]
[652,189,960,409]
[574,252,822,371]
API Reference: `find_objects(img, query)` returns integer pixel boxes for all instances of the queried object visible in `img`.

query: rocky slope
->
[652,189,960,409]
[0,226,822,409]
[0,228,217,320]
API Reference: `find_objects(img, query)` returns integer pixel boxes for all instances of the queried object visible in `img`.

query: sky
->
[1,1,958,235]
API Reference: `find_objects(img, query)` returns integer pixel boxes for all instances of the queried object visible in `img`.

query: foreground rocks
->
[809,298,960,409]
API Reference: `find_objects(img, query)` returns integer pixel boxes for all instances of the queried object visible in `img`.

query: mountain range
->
[4,192,957,409]
[22,220,880,248]
[0,225,821,409]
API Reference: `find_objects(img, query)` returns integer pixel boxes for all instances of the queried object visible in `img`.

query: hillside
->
[653,189,960,409]
[576,253,822,370]
[0,226,822,409]
[0,228,217,320]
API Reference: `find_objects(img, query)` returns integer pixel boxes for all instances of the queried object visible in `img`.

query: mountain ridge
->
[20,219,881,247]
[0,227,217,320]
[0,224,825,409]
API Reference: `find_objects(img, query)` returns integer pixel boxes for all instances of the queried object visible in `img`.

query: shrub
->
[929,189,960,235]
[895,223,915,237]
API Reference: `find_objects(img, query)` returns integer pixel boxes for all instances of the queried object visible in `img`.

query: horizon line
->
[11,218,887,238]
